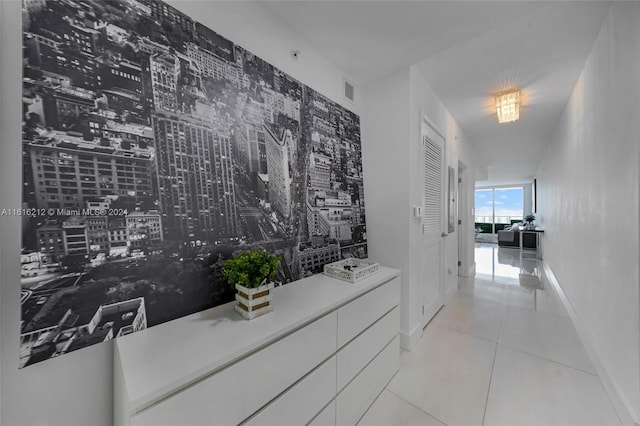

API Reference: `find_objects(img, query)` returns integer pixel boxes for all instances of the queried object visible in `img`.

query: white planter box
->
[235,282,274,320]
[324,259,380,283]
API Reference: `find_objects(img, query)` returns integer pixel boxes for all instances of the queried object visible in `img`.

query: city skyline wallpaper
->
[20,0,367,367]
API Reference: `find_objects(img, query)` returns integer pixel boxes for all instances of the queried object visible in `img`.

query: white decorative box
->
[323,259,380,283]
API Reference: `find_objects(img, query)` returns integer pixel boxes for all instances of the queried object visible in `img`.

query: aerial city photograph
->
[19,0,367,367]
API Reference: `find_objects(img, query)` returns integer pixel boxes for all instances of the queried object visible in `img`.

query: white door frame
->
[458,160,471,277]
[420,115,446,329]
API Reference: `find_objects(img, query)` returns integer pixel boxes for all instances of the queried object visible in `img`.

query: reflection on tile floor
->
[475,243,542,287]
[357,244,621,426]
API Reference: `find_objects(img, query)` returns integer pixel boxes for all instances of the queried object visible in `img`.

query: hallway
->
[358,244,621,426]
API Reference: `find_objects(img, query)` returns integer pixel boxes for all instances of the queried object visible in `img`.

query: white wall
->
[0,2,359,425]
[361,68,413,344]
[536,2,640,422]
[362,65,476,349]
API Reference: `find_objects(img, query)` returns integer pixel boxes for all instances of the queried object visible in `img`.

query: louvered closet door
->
[421,120,445,328]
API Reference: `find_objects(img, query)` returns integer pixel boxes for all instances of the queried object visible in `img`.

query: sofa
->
[497,224,537,249]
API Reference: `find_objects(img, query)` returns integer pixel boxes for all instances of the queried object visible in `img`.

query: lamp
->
[495,89,520,123]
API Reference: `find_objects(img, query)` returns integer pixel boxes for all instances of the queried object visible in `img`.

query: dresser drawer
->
[244,356,336,426]
[336,336,399,426]
[132,312,337,426]
[337,306,399,391]
[337,277,400,348]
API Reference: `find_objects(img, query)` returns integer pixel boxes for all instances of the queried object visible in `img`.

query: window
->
[475,186,524,233]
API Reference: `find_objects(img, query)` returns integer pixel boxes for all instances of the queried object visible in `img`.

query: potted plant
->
[524,214,536,230]
[221,250,282,320]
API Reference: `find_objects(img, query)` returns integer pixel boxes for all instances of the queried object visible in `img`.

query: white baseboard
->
[542,262,638,425]
[459,262,476,278]
[399,322,422,351]
[445,283,457,305]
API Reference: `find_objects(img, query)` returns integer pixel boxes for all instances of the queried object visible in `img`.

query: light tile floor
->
[358,243,621,426]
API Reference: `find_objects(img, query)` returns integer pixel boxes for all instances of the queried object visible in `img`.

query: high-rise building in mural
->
[298,236,341,275]
[236,96,267,175]
[309,151,332,191]
[264,125,292,220]
[306,190,353,242]
[27,130,154,210]
[150,52,181,112]
[152,112,236,240]
[186,43,243,87]
[126,211,164,251]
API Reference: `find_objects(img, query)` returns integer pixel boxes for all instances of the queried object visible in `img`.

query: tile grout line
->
[481,342,499,426]
[429,322,499,345]
[385,388,449,426]
[505,299,571,319]
[496,341,599,376]
[497,299,598,376]
[481,306,503,426]
[595,374,625,426]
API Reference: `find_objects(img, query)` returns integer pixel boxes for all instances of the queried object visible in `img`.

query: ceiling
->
[260,1,612,185]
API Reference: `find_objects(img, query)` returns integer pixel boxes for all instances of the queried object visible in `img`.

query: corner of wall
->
[399,323,423,351]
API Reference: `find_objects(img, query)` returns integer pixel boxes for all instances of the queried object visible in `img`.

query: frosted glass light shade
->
[496,89,520,123]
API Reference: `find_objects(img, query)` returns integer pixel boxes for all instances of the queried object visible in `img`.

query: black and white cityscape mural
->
[19,0,366,367]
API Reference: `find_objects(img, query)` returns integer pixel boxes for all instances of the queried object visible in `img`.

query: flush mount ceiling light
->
[495,89,521,123]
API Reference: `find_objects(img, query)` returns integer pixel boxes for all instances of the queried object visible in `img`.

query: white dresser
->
[114,266,401,426]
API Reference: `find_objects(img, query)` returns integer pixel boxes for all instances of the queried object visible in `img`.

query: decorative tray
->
[323,259,380,283]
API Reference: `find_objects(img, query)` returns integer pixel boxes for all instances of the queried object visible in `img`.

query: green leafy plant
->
[524,214,536,223]
[221,250,282,289]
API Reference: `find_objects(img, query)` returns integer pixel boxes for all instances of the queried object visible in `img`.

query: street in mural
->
[19,0,367,367]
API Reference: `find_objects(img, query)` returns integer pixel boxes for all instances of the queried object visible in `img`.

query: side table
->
[520,229,544,259]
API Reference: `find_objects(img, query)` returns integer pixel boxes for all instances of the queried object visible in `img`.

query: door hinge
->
[458,260,462,266]
[458,177,462,183]
[422,305,425,315]
[458,219,462,225]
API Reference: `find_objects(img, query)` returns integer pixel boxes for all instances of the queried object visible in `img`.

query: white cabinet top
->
[115,266,401,414]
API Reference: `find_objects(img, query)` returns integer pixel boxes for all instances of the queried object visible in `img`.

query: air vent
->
[344,79,354,102]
